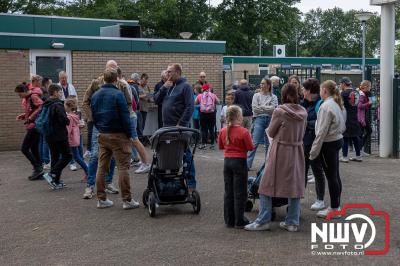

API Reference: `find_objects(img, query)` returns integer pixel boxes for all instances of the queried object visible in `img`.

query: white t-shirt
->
[58,83,77,101]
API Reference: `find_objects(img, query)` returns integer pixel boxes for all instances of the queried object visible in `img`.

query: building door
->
[29,50,72,83]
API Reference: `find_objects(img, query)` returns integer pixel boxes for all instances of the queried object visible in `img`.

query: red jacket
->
[20,87,43,130]
[218,125,254,158]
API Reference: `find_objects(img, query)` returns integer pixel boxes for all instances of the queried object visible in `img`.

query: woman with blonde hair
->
[310,80,346,218]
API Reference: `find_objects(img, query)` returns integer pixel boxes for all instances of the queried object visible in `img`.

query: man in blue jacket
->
[154,63,196,190]
[91,68,139,210]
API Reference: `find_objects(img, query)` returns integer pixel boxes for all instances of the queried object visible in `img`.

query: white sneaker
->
[310,200,325,211]
[317,207,341,219]
[339,157,349,163]
[133,161,142,167]
[244,222,271,231]
[350,156,363,162]
[307,174,315,184]
[279,222,299,232]
[69,164,78,171]
[83,151,91,159]
[134,163,151,174]
[97,198,114,209]
[122,199,140,210]
[83,187,94,199]
[105,183,119,194]
[43,163,51,170]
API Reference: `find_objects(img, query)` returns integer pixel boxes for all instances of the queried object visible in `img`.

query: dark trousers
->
[200,112,216,145]
[87,121,94,152]
[304,144,325,201]
[193,118,200,130]
[157,106,163,129]
[136,111,143,137]
[21,128,41,168]
[140,111,148,133]
[320,139,343,209]
[223,157,248,227]
[48,139,72,183]
[342,136,360,157]
[360,120,372,151]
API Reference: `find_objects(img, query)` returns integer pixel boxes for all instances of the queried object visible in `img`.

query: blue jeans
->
[87,126,115,187]
[247,116,271,169]
[71,146,88,175]
[184,149,196,189]
[255,195,301,225]
[40,134,50,164]
[342,136,361,157]
[70,135,84,165]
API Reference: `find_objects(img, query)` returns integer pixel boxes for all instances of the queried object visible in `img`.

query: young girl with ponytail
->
[218,105,254,228]
[310,80,346,218]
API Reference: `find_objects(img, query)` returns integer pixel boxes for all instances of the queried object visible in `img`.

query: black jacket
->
[233,85,254,117]
[154,77,194,127]
[44,98,69,143]
[301,98,319,146]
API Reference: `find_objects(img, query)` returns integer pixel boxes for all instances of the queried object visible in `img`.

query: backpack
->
[348,89,360,107]
[35,103,58,136]
[200,92,216,113]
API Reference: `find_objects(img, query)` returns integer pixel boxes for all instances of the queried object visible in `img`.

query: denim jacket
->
[91,83,132,138]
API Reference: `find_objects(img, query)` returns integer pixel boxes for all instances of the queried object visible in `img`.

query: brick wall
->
[0,49,223,151]
[0,49,30,151]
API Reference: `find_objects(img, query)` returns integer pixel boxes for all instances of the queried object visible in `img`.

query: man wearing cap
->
[339,77,362,162]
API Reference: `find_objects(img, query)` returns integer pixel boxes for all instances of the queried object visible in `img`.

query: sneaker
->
[43,163,51,171]
[52,181,66,190]
[279,222,299,232]
[105,183,119,194]
[350,156,363,162]
[133,161,142,167]
[43,173,55,188]
[122,199,140,209]
[83,150,91,159]
[83,187,94,199]
[28,166,44,181]
[131,158,140,165]
[310,200,325,211]
[134,163,151,174]
[307,174,315,184]
[97,198,114,209]
[244,222,271,231]
[317,207,342,219]
[69,164,78,171]
[339,157,349,163]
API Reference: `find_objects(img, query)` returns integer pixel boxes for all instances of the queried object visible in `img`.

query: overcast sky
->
[210,0,381,14]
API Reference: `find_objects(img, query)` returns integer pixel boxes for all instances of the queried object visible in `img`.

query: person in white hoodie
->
[310,80,346,218]
[247,78,278,170]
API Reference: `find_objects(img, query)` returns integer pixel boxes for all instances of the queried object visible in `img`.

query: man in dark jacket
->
[42,84,72,189]
[154,63,197,191]
[91,68,139,210]
[233,79,254,131]
[154,70,167,129]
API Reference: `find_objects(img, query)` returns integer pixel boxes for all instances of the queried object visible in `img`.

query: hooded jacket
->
[233,85,254,117]
[154,77,194,127]
[258,104,307,198]
[43,98,69,142]
[67,112,81,147]
[20,87,43,130]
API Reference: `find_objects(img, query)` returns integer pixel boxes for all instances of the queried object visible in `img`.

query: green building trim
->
[223,56,380,65]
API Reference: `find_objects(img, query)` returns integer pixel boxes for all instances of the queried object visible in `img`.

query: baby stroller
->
[142,127,201,217]
[246,163,288,221]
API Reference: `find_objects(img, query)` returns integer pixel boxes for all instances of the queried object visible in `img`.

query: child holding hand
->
[218,105,254,228]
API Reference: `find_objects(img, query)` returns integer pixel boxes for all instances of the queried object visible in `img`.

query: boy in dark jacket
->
[43,84,72,189]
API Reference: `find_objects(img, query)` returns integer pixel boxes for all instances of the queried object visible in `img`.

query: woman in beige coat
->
[245,84,307,232]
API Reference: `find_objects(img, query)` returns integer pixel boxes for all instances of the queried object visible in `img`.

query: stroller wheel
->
[245,200,253,212]
[142,189,150,207]
[191,190,201,214]
[148,192,156,217]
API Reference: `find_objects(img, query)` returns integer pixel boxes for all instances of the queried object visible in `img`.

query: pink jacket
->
[20,87,43,129]
[67,113,80,147]
[357,91,370,127]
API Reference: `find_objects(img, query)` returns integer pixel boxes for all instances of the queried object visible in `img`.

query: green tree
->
[209,0,301,55]
[0,0,61,14]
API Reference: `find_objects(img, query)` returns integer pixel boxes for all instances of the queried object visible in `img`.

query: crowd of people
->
[15,61,374,232]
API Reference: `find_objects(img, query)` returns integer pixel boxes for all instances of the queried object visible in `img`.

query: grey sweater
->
[310,97,346,160]
[252,92,278,117]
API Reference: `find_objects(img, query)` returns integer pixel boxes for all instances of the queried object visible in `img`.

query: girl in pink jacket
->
[65,98,88,179]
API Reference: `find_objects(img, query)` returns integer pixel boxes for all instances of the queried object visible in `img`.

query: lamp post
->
[355,12,373,80]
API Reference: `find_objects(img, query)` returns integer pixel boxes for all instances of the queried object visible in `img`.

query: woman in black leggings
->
[310,80,346,219]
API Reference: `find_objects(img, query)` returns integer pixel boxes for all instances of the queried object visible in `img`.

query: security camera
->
[51,42,65,49]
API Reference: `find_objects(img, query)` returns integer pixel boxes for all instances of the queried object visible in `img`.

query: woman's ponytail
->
[322,80,344,110]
